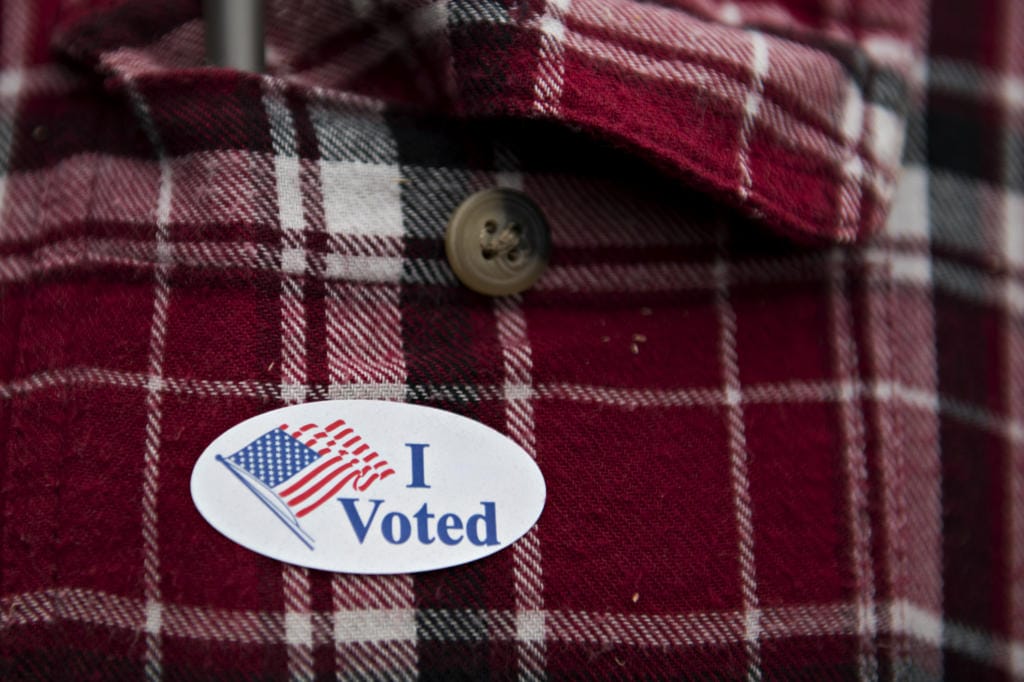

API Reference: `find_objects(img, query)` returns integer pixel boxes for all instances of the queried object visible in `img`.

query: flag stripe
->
[295,471,361,518]
[278,455,346,497]
[284,460,357,506]
[226,420,393,526]
[357,473,380,490]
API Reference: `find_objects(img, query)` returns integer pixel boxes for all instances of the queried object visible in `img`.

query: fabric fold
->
[55,0,920,244]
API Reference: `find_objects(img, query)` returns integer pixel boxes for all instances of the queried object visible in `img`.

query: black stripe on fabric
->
[395,167,481,241]
[888,656,944,682]
[307,104,397,165]
[448,23,520,108]
[448,0,512,26]
[386,112,493,170]
[389,109,499,680]
[903,104,928,167]
[152,78,276,158]
[867,68,910,114]
[11,90,155,172]
[934,265,1001,673]
[417,602,492,644]
[0,648,144,682]
[287,93,331,396]
[925,1,1004,663]
[1004,128,1024,192]
[943,650,1001,682]
[392,119,490,400]
[759,661,864,682]
[925,95,1002,183]
[416,595,495,680]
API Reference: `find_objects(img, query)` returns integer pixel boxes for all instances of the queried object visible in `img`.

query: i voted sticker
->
[190,400,546,574]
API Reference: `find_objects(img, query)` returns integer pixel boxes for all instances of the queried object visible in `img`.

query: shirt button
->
[444,188,551,296]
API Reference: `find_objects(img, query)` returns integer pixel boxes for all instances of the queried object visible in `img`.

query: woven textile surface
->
[0,0,1021,678]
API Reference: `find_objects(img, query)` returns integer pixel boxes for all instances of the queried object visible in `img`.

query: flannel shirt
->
[0,0,1020,679]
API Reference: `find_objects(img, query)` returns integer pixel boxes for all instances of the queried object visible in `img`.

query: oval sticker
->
[191,400,546,574]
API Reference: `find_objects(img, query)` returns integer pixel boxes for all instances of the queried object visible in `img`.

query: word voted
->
[337,443,499,547]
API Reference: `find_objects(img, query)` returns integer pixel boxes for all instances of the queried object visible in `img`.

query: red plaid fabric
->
[0,0,1019,679]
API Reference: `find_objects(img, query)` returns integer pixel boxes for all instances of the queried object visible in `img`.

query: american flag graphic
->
[216,419,395,548]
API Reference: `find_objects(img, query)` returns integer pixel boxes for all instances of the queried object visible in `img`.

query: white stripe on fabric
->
[264,86,305,232]
[321,161,405,236]
[1005,192,1024,269]
[14,240,1013,302]
[275,156,305,231]
[999,6,1024,672]
[867,103,906,174]
[862,36,916,69]
[490,151,548,663]
[334,608,417,643]
[1,369,1021,444]
[492,152,547,677]
[496,293,547,681]
[737,31,767,205]
[828,248,878,680]
[1009,191,1024,682]
[334,581,417,676]
[888,57,945,664]
[263,84,315,682]
[713,252,760,681]
[836,81,867,239]
[314,101,419,680]
[553,23,887,194]
[717,2,742,25]
[3,589,1020,674]
[0,68,23,98]
[532,0,572,116]
[323,254,404,282]
[0,0,32,239]
[885,166,930,240]
[0,65,85,100]
[123,79,174,682]
[568,0,875,131]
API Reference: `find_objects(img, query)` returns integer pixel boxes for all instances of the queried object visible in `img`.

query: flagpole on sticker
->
[216,455,315,550]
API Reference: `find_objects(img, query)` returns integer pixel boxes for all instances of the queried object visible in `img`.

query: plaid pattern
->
[0,0,1019,679]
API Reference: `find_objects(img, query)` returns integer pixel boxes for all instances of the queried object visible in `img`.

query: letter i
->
[406,443,430,488]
